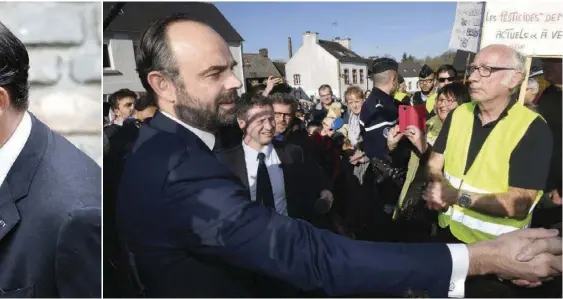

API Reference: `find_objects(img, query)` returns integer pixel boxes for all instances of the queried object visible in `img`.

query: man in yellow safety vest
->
[424,44,554,296]
[425,44,552,244]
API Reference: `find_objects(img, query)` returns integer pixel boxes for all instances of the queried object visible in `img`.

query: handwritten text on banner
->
[480,1,563,56]
[449,2,485,53]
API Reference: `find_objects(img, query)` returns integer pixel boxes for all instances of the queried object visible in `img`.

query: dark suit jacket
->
[0,114,101,297]
[116,111,455,298]
[216,141,320,222]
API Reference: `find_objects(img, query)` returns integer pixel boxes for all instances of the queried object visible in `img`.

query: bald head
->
[136,15,229,98]
[480,44,526,74]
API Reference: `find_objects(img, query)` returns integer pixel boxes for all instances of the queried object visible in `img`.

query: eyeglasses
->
[419,79,434,84]
[436,97,456,105]
[466,65,516,78]
[438,77,455,83]
[274,112,292,120]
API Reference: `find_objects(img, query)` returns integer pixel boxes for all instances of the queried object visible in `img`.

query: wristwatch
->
[457,193,472,208]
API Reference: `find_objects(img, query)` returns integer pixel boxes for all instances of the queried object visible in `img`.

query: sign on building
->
[480,1,563,56]
[449,2,485,53]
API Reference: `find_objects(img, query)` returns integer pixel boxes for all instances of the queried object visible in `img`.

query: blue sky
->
[214,1,457,62]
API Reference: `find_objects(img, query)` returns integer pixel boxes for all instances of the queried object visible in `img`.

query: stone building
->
[0,2,102,165]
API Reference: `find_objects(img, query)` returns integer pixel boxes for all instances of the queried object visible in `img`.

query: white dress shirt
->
[160,110,468,297]
[0,112,32,187]
[242,141,287,216]
[446,244,469,297]
[160,111,215,150]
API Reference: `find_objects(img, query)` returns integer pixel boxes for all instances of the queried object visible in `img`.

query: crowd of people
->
[103,14,562,299]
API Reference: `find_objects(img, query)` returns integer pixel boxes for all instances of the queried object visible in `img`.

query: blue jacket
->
[116,111,454,297]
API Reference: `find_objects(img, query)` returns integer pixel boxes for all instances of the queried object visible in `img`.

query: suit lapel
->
[0,113,49,242]
[217,144,250,191]
[272,141,298,215]
[232,145,249,190]
[0,182,21,242]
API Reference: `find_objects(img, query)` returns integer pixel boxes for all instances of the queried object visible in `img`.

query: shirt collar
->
[473,97,517,122]
[242,140,273,160]
[160,110,215,150]
[0,111,32,186]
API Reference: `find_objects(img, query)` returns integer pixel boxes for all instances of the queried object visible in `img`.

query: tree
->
[402,52,408,62]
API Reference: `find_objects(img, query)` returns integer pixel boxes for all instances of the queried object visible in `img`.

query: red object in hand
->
[398,105,427,133]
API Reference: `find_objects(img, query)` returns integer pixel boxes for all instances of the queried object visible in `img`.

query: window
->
[352,69,357,84]
[344,69,349,84]
[293,74,301,85]
[103,44,112,69]
[360,69,364,84]
[416,80,420,89]
[408,81,412,90]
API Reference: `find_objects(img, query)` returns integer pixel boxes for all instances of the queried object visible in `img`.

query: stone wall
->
[0,2,101,165]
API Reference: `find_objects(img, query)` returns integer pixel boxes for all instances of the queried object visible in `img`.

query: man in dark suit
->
[115,14,562,298]
[0,21,100,297]
[216,94,333,223]
[217,93,334,296]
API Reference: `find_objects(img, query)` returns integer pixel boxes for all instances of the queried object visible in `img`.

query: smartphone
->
[398,104,427,133]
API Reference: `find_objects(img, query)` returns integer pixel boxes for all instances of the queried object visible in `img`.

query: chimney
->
[258,48,268,58]
[302,31,319,47]
[288,37,293,59]
[333,37,351,50]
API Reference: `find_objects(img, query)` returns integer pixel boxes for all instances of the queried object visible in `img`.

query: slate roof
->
[273,62,286,77]
[398,61,423,78]
[243,54,281,79]
[318,40,370,64]
[103,2,243,42]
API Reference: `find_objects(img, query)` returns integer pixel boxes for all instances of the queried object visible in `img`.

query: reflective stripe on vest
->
[438,102,543,243]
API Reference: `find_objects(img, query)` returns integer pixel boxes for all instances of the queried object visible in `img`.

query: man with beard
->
[115,15,563,298]
[412,64,438,115]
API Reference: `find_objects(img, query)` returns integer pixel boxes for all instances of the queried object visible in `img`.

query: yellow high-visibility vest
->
[438,102,543,243]
[425,93,437,113]
[394,92,408,103]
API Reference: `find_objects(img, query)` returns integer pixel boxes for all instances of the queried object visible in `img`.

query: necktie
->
[256,152,275,209]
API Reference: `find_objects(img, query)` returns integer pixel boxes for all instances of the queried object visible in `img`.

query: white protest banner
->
[449,2,485,53]
[480,1,563,56]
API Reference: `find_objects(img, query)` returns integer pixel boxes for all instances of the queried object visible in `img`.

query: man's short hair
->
[0,21,30,111]
[134,94,157,111]
[136,14,206,98]
[436,64,458,78]
[270,92,297,113]
[108,89,137,110]
[318,84,333,95]
[235,93,273,121]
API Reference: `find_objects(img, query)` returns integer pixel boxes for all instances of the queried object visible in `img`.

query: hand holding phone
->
[398,105,426,133]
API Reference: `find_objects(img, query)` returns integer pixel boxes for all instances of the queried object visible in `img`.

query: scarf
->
[348,113,361,146]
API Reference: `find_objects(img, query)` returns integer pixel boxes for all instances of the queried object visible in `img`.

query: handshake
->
[467,228,561,286]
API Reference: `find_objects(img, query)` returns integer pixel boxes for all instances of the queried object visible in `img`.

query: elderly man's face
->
[468,45,521,103]
[166,21,242,132]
